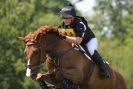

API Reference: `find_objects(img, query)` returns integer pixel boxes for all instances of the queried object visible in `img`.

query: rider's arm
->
[65,36,83,45]
[65,21,85,45]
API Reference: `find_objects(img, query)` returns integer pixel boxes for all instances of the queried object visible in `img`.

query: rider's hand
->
[36,73,45,81]
[36,72,50,81]
[58,33,66,39]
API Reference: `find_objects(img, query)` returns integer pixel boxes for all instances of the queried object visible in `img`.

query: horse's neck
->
[45,34,91,69]
[55,40,72,52]
[45,33,71,54]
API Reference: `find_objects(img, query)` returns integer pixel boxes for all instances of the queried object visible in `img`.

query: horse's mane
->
[36,25,58,35]
[25,25,59,41]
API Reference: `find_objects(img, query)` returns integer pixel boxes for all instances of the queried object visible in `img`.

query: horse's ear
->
[17,37,25,42]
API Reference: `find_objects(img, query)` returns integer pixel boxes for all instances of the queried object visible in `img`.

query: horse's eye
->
[35,49,39,53]
[33,48,40,54]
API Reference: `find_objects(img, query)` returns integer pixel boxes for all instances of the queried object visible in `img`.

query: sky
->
[70,0,96,16]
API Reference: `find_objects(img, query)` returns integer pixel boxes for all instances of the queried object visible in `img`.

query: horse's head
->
[19,25,58,79]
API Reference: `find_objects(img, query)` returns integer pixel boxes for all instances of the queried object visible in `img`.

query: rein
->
[48,45,74,67]
[25,38,74,69]
[25,32,74,70]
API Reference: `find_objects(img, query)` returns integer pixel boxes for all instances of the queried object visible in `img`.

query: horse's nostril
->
[31,73,37,79]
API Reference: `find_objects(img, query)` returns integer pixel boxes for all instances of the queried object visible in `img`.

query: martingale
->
[58,28,76,36]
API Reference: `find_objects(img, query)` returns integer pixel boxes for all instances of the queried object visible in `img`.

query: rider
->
[58,4,110,79]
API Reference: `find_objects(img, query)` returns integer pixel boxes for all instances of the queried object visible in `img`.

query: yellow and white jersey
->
[58,28,76,37]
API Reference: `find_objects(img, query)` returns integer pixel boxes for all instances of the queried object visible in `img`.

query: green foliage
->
[0,0,132,89]
[0,0,69,89]
[93,0,133,41]
[87,0,133,88]
[98,38,133,89]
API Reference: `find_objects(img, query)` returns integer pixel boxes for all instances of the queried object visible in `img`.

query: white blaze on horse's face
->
[26,60,31,77]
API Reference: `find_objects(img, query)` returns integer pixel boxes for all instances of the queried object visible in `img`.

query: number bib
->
[58,28,76,37]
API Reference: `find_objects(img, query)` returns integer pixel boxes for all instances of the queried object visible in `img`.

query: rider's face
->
[63,18,73,25]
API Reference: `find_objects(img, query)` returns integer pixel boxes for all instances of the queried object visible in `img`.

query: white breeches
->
[86,38,98,56]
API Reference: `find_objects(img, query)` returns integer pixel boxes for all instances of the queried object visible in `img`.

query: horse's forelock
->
[24,32,36,41]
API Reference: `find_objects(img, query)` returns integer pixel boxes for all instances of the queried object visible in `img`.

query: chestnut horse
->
[19,25,127,89]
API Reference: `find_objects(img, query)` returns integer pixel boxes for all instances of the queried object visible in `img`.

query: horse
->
[19,25,127,89]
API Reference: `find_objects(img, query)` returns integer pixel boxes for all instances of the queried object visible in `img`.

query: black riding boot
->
[91,50,110,79]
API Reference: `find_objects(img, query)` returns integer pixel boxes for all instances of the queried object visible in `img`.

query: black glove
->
[58,33,66,39]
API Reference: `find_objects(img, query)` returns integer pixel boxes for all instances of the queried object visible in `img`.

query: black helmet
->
[60,6,76,19]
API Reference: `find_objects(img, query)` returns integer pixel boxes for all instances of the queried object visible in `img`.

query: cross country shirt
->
[58,17,95,45]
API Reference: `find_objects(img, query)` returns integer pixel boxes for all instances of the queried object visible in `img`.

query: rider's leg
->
[86,38,110,79]
[91,50,110,79]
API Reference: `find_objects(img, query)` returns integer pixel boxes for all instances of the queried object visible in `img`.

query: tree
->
[92,0,133,41]
[0,0,70,89]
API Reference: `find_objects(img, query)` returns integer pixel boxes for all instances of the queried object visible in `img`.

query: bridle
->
[24,35,75,75]
[25,40,42,71]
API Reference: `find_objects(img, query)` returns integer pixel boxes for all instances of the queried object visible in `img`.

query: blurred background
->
[0,0,132,89]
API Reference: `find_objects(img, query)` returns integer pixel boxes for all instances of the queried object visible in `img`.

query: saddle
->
[72,44,91,60]
[72,44,109,64]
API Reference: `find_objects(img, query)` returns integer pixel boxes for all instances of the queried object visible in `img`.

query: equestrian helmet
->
[60,6,76,19]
